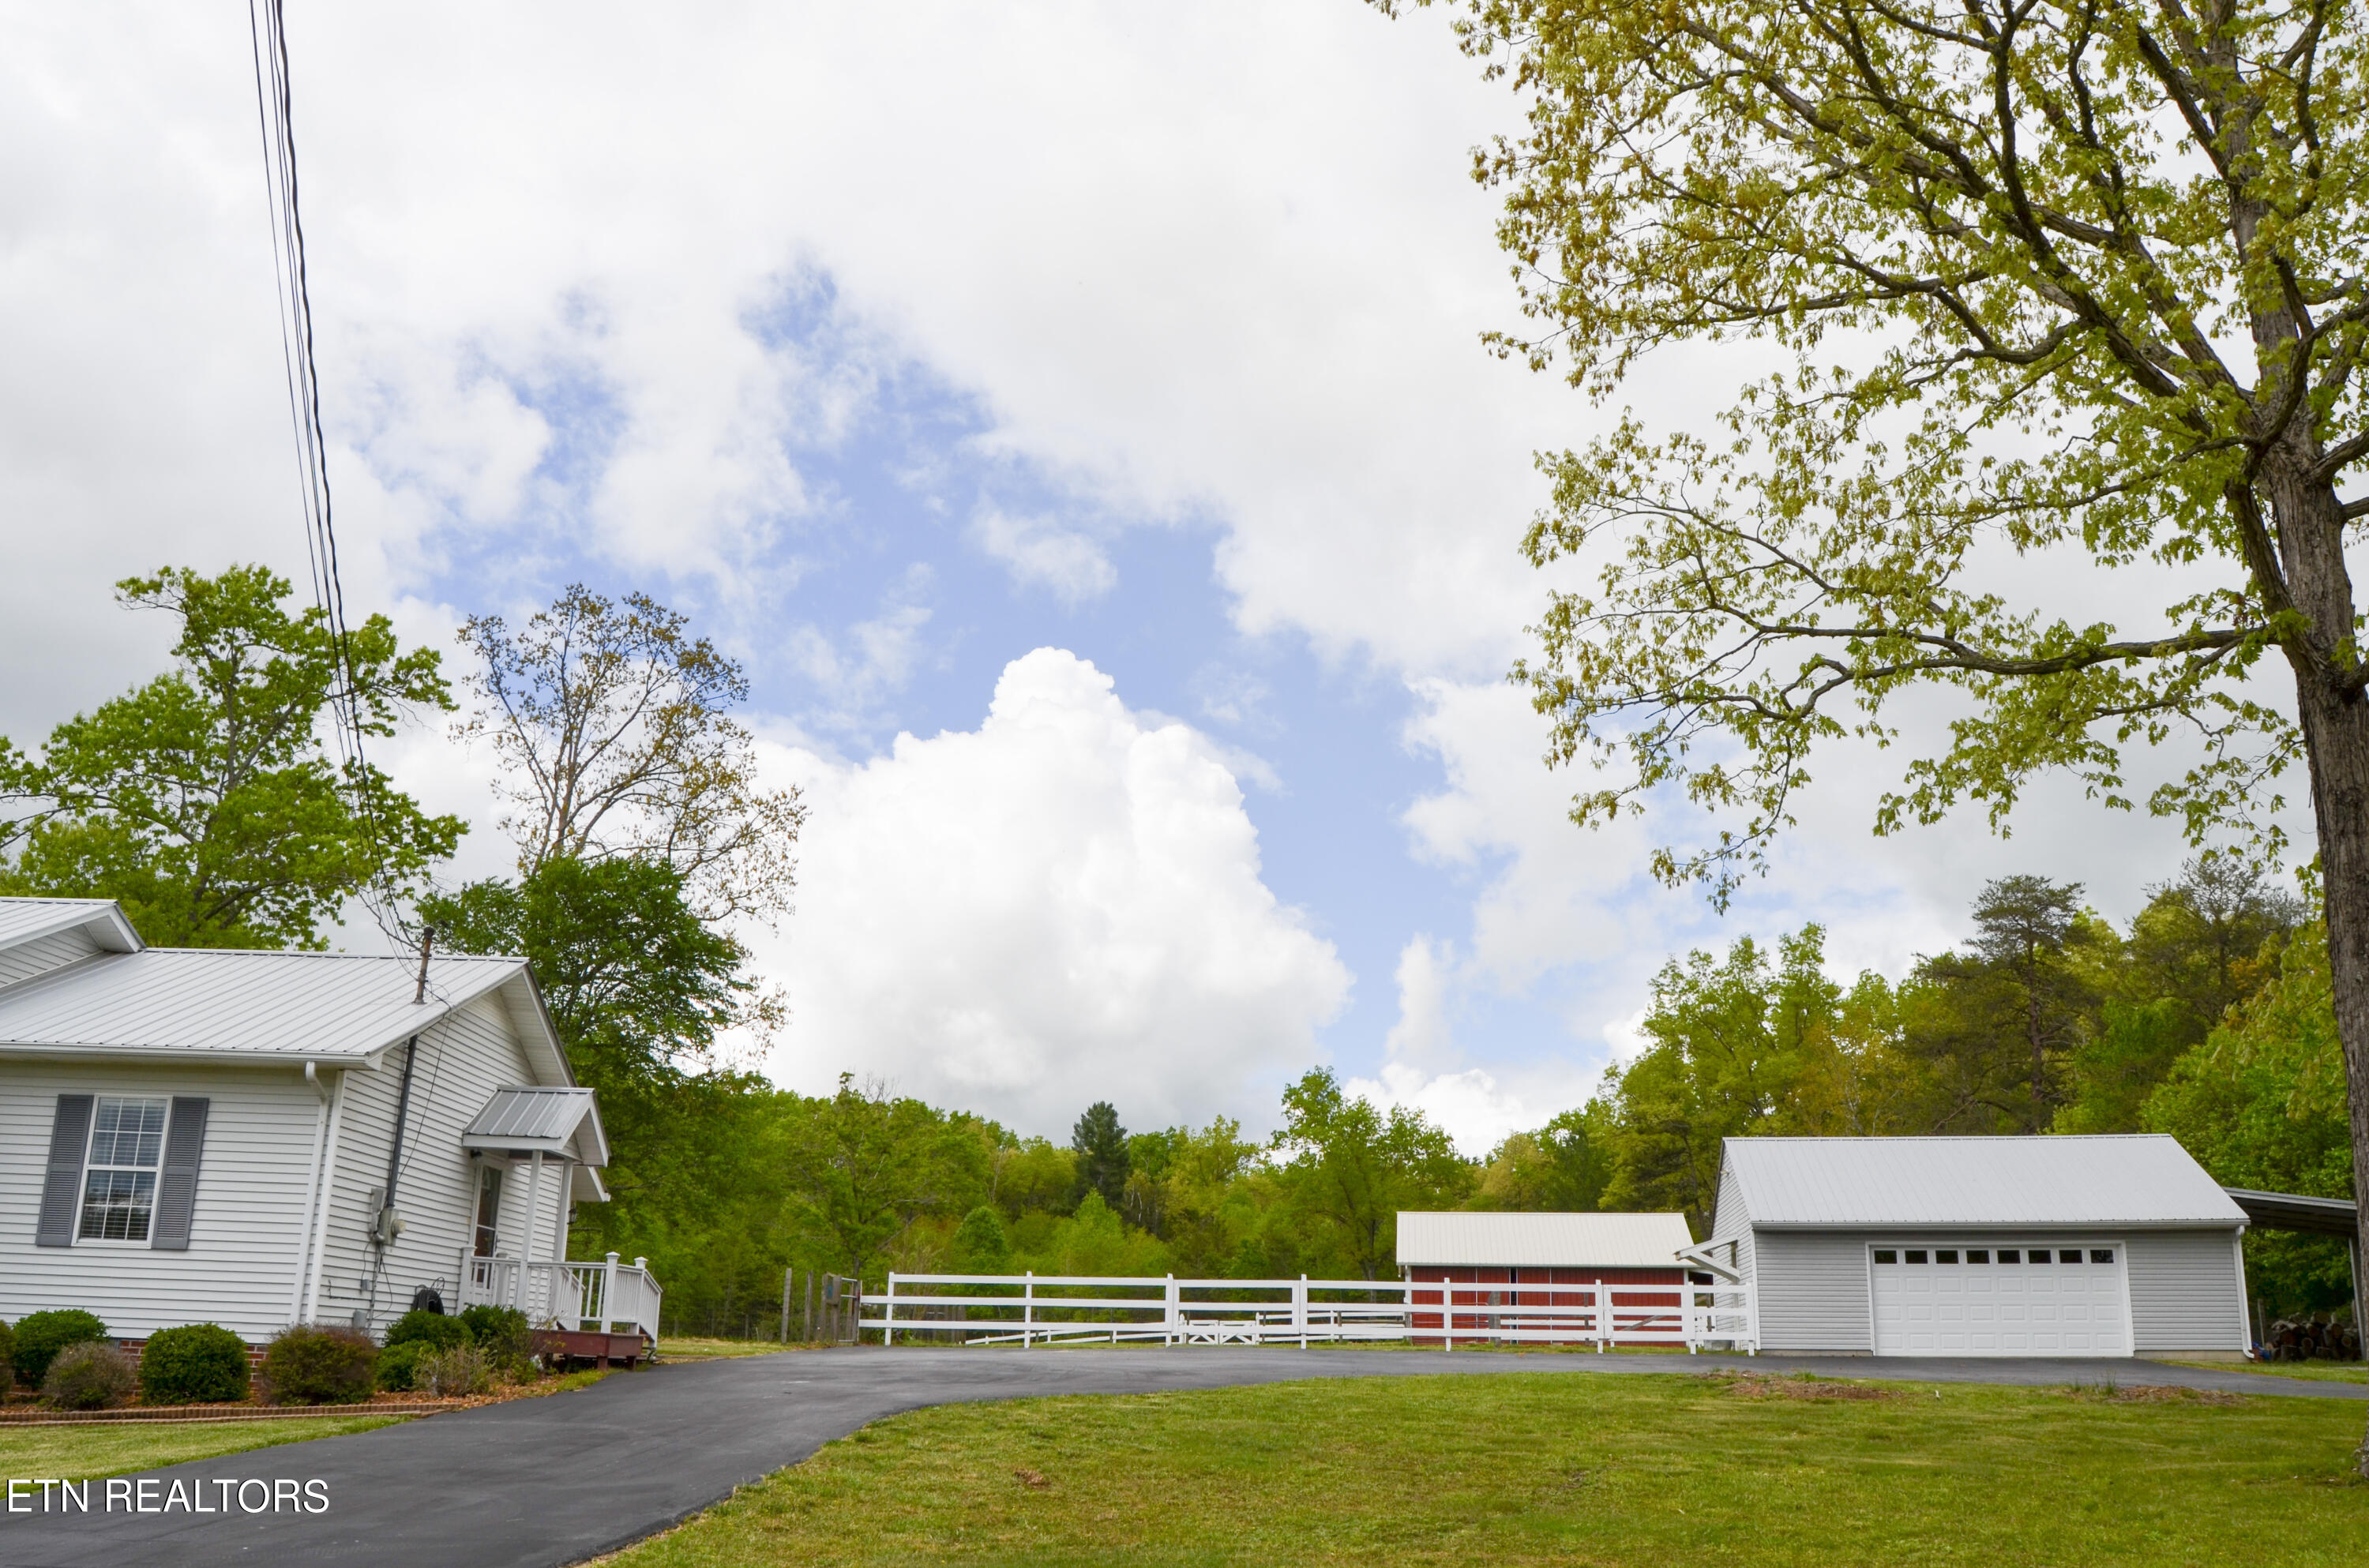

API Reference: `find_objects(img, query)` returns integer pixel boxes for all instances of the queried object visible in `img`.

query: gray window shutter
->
[150,1097,210,1251]
[36,1094,95,1247]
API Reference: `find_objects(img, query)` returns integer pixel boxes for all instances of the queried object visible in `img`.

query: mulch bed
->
[1715,1374,1897,1401]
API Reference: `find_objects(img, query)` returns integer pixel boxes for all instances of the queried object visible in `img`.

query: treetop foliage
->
[456,584,805,922]
[0,565,460,947]
[1376,0,2369,895]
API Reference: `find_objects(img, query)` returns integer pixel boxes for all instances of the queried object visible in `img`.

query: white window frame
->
[77,1095,171,1245]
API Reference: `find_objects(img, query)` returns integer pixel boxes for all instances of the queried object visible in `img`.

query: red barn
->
[1398,1211,1697,1347]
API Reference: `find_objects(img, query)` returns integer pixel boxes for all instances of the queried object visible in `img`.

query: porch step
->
[530,1329,650,1367]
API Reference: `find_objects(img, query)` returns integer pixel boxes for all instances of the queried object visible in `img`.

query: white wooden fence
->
[458,1251,663,1341]
[858,1273,1756,1352]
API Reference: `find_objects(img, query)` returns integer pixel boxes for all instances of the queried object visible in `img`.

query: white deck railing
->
[859,1273,1756,1352]
[456,1251,663,1341]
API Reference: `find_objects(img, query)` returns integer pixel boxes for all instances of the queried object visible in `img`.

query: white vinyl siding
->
[1753,1232,1875,1351]
[0,926,100,989]
[310,996,556,1335]
[0,1063,316,1340]
[2128,1229,2248,1352]
[1706,1161,1755,1284]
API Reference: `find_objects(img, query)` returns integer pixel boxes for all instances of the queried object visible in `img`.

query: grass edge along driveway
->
[603,1369,2369,1568]
[0,1414,404,1484]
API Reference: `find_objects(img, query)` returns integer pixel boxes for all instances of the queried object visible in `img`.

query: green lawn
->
[605,1371,2369,1567]
[2153,1357,2367,1384]
[658,1337,804,1360]
[0,1416,403,1482]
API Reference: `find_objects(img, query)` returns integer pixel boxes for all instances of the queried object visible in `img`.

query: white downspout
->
[300,1067,349,1324]
[287,1062,335,1323]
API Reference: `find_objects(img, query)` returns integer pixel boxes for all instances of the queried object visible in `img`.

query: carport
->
[2221,1186,2363,1345]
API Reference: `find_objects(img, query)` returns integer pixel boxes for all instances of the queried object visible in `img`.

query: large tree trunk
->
[2262,455,2369,1475]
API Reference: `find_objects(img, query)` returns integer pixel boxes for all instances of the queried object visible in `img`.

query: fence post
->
[1023,1271,1034,1349]
[781,1267,792,1343]
[1294,1274,1308,1350]
[884,1274,897,1348]
[1165,1274,1178,1346]
[1443,1277,1454,1353]
[1596,1279,1609,1353]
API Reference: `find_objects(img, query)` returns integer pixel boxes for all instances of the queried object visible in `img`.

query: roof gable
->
[0,898,143,964]
[1720,1135,2247,1229]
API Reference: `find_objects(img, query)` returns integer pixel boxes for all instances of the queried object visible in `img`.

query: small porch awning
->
[464,1086,610,1165]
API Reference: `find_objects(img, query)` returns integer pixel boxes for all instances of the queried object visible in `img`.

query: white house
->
[1694,1135,2250,1356]
[0,897,656,1348]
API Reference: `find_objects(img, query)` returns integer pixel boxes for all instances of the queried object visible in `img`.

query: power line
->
[246,0,415,949]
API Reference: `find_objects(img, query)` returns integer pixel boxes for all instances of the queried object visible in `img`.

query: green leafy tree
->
[1273,1068,1471,1279]
[2145,925,2356,1317]
[0,565,459,946]
[2123,859,2305,1036]
[1474,1104,1617,1212]
[424,855,746,1097]
[423,854,763,1263]
[1382,0,2369,1460]
[949,1205,1013,1273]
[1605,928,1836,1227]
[785,1075,990,1284]
[989,1138,1079,1219]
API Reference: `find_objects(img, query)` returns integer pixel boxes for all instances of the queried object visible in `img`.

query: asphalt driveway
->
[1,1346,2359,1568]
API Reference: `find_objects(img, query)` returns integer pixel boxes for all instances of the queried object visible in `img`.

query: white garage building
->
[1692,1135,2250,1356]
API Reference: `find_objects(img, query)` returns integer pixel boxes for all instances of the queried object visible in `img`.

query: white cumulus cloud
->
[754,647,1350,1135]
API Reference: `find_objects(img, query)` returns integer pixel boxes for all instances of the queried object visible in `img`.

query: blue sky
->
[0,1,2247,1146]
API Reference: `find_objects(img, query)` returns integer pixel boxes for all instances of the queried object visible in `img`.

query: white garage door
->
[1869,1243,2129,1356]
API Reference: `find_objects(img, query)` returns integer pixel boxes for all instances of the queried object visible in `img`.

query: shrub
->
[375,1341,430,1393]
[0,1318,14,1391]
[418,1343,491,1397]
[139,1324,251,1405]
[13,1311,108,1389]
[259,1325,377,1405]
[43,1342,137,1411]
[384,1309,469,1353]
[457,1305,533,1365]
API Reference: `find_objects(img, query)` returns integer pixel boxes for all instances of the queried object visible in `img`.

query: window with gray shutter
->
[149,1097,210,1251]
[36,1094,95,1247]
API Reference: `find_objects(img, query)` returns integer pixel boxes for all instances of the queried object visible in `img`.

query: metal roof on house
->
[1720,1135,2248,1230]
[0,897,143,956]
[1395,1211,1695,1268]
[462,1086,609,1167]
[0,945,535,1069]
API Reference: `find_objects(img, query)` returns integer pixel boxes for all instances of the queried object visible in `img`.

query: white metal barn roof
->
[0,946,554,1074]
[1396,1211,1695,1268]
[1721,1135,2248,1229]
[463,1086,610,1166]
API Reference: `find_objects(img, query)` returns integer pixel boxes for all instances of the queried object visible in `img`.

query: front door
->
[1870,1243,2129,1356]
